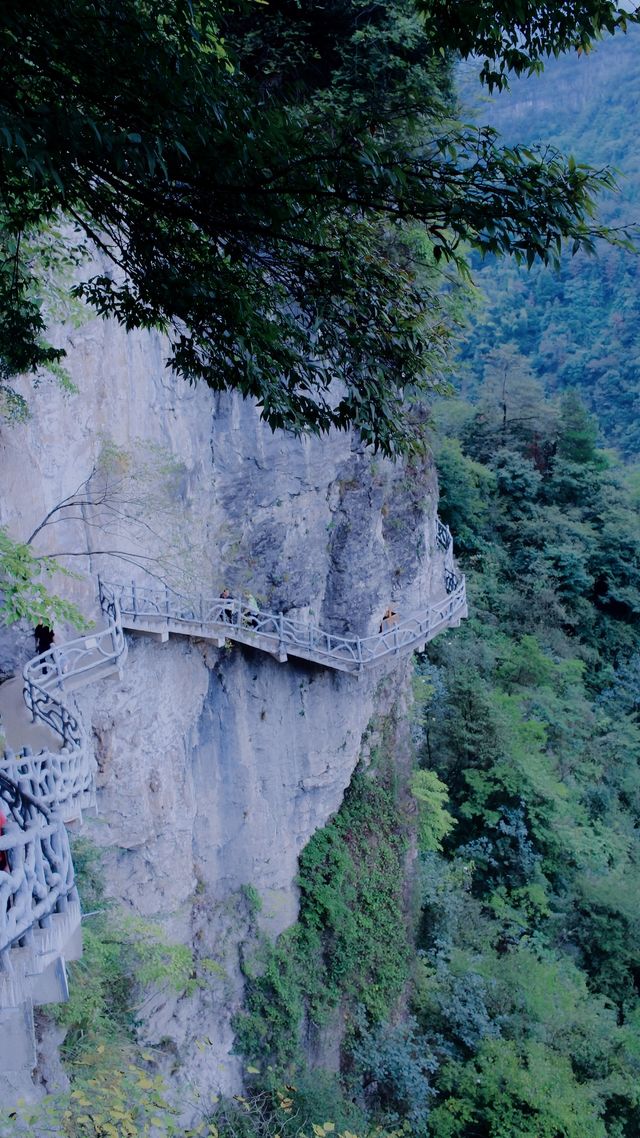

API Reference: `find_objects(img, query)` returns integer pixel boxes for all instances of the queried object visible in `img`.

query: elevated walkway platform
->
[105,575,467,676]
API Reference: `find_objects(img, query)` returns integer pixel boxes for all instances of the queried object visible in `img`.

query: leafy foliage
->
[0,1061,221,1138]
[430,1039,608,1138]
[0,526,86,628]
[235,730,411,1072]
[410,769,455,852]
[0,0,635,451]
[351,1016,437,1134]
[457,24,640,458]
[410,379,640,1134]
[54,839,204,1059]
[422,0,639,91]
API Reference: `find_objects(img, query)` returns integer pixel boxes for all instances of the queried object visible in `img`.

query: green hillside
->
[457,29,640,457]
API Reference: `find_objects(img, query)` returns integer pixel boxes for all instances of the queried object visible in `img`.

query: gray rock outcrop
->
[0,311,449,1104]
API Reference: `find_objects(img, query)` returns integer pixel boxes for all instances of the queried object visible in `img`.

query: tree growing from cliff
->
[0,527,85,628]
[0,0,637,453]
[0,439,201,629]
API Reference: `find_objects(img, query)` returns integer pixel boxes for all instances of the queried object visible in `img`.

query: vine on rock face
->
[235,722,413,1075]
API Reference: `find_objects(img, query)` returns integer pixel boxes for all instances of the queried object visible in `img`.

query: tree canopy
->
[457,23,640,459]
[421,0,639,90]
[1,0,638,452]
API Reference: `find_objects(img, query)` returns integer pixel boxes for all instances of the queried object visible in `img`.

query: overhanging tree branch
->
[1,0,637,453]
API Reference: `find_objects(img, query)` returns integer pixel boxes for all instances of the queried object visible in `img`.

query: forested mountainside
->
[222,382,640,1138]
[213,43,640,1138]
[457,27,640,458]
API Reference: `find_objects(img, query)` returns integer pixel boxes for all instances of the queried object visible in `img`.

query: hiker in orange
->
[380,606,399,632]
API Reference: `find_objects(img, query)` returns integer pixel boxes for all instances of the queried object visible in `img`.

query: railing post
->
[131,579,137,621]
[26,678,36,723]
[165,584,171,618]
[111,596,119,654]
[52,647,64,689]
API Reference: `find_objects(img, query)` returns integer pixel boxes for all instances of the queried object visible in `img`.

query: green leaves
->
[0,526,86,628]
[420,0,640,92]
[235,743,411,1072]
[410,769,455,852]
[431,1039,608,1137]
[0,0,634,452]
[413,373,640,1136]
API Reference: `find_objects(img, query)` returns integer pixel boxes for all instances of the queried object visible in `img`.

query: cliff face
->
[0,312,445,1101]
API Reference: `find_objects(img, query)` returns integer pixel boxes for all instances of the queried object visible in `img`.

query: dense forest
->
[228,380,640,1138]
[457,26,640,458]
[225,36,640,1138]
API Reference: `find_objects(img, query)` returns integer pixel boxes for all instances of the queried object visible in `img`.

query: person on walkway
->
[34,623,54,657]
[0,810,7,872]
[34,623,55,674]
[220,588,233,622]
[380,607,399,633]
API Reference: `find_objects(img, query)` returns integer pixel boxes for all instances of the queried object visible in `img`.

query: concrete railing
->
[0,545,465,1016]
[0,772,79,1007]
[23,595,126,746]
[436,517,452,551]
[0,591,126,1016]
[16,590,127,821]
[102,572,467,675]
[0,745,94,822]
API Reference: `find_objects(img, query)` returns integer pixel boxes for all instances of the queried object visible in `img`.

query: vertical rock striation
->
[0,313,449,1101]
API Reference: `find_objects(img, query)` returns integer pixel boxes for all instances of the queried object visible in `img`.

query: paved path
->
[106,575,467,676]
[0,677,60,752]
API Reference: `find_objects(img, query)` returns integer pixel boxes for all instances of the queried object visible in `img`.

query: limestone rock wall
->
[0,312,445,1103]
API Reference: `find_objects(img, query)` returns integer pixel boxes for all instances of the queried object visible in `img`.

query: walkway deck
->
[104,574,467,676]
[0,548,466,1026]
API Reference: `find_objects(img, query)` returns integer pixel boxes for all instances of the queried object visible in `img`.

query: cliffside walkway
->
[0,587,126,1050]
[0,772,81,1000]
[104,572,467,676]
[0,531,465,1048]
